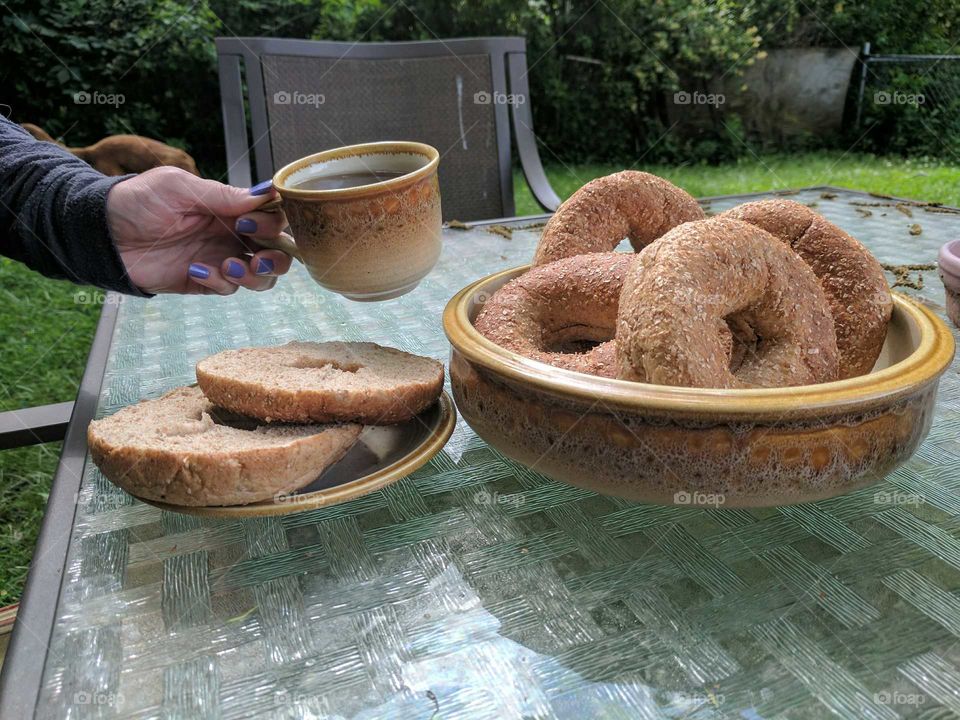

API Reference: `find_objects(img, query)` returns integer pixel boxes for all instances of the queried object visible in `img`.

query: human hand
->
[106,167,294,294]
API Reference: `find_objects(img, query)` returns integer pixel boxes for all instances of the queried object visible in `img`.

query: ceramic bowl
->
[443,265,955,507]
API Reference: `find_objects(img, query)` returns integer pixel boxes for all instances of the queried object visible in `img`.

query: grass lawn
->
[0,259,99,606]
[2,150,959,604]
[514,152,960,215]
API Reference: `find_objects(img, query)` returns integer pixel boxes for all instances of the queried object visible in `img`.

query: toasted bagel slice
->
[88,385,362,506]
[196,341,444,424]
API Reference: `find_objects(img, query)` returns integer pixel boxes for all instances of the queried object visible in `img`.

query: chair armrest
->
[0,402,74,450]
[216,45,253,188]
[507,53,562,213]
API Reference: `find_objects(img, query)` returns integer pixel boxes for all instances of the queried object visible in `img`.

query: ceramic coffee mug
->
[256,141,442,301]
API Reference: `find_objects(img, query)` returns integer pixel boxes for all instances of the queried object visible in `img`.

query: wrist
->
[105,176,141,251]
[105,176,153,295]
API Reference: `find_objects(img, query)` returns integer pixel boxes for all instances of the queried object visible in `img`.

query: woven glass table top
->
[35,189,960,719]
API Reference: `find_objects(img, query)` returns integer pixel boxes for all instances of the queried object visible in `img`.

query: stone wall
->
[667,48,860,143]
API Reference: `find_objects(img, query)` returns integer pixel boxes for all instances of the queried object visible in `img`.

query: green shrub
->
[745,0,960,53]
[1,0,221,165]
[1,0,957,174]
[366,0,762,163]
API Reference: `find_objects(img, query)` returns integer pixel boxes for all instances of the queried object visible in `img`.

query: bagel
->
[475,252,634,377]
[532,171,705,266]
[87,386,362,506]
[721,199,892,378]
[196,342,444,424]
[616,217,840,388]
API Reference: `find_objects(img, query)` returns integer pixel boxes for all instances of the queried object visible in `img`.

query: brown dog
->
[21,122,199,176]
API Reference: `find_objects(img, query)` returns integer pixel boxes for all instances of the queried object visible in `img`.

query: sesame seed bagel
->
[616,217,840,388]
[475,252,634,378]
[87,386,362,506]
[532,171,704,266]
[722,199,892,378]
[196,341,444,424]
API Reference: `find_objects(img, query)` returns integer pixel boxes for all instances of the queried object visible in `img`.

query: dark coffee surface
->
[292,170,406,191]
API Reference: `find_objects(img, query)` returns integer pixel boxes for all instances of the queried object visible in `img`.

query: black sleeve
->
[0,116,146,295]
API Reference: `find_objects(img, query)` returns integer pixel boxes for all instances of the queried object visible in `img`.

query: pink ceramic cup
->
[938,239,960,327]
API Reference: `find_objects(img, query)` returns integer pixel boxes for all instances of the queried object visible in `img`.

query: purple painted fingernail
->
[255,258,275,275]
[188,263,210,279]
[250,180,273,196]
[226,260,245,278]
[236,218,257,234]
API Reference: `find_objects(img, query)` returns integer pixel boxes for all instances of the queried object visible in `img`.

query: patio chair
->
[0,403,73,450]
[215,36,561,221]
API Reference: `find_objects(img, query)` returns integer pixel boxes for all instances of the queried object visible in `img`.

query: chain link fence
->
[855,43,960,157]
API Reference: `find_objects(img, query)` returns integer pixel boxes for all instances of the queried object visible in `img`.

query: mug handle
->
[245,197,303,261]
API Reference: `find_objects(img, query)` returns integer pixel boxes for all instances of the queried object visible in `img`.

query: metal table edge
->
[467,185,960,224]
[453,212,551,227]
[699,183,960,212]
[0,298,120,719]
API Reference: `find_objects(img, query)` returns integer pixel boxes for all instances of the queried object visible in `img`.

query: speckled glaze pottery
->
[939,239,960,328]
[271,141,442,301]
[444,265,955,507]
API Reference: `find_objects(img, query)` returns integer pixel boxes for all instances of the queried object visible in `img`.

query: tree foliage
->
[1,0,957,176]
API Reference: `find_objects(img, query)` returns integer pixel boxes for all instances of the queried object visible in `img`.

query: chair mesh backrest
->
[260,53,504,221]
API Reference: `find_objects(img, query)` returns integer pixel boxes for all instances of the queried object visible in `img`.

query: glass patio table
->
[3,187,960,719]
